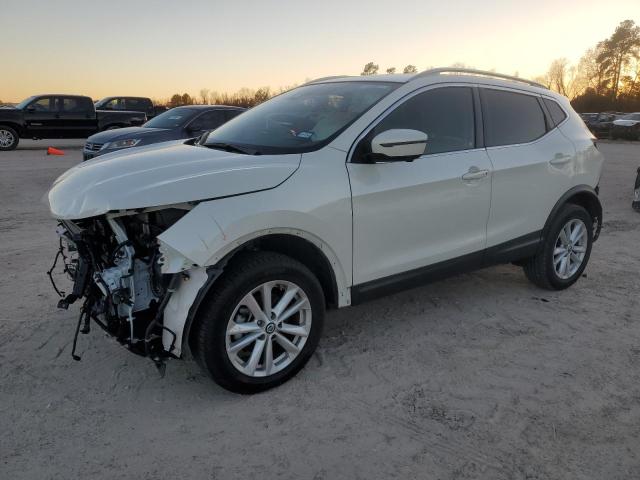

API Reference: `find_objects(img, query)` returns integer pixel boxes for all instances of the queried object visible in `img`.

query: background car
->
[83,105,245,160]
[0,94,147,151]
[612,112,640,140]
[586,112,625,138]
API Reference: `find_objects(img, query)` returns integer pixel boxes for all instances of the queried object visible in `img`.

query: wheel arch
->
[0,122,24,137]
[178,231,345,358]
[544,185,602,242]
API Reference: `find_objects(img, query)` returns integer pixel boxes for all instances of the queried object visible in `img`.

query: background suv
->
[82,105,245,160]
[48,68,603,393]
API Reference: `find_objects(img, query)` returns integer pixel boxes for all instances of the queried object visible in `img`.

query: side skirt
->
[350,231,541,305]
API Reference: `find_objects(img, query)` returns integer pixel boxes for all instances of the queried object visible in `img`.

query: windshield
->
[621,113,640,121]
[202,81,398,154]
[15,96,37,109]
[143,107,196,128]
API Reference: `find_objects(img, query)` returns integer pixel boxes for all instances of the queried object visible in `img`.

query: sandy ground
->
[1,142,639,480]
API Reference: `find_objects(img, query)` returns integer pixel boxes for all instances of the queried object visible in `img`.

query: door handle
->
[549,154,572,166]
[462,167,489,181]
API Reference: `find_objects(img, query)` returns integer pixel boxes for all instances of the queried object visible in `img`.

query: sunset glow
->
[2,0,638,102]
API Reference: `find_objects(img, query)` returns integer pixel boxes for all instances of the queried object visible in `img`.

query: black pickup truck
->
[0,94,147,150]
[94,96,168,120]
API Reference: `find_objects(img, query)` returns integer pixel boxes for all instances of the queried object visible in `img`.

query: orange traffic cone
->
[47,147,65,156]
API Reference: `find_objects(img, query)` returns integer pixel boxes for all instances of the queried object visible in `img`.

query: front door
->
[347,86,493,286]
[23,96,58,138]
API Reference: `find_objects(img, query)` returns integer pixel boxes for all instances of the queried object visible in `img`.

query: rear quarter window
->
[542,98,568,125]
[128,98,153,111]
[481,89,547,147]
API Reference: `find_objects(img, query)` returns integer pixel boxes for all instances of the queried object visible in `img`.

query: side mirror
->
[26,106,36,113]
[370,129,427,161]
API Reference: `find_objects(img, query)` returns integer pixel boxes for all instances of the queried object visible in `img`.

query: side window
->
[190,110,226,131]
[29,97,55,112]
[128,98,152,112]
[367,87,475,156]
[61,97,91,113]
[481,89,547,147]
[543,98,568,126]
[105,98,126,110]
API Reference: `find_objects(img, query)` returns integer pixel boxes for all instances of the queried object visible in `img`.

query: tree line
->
[164,87,279,109]
[538,19,640,112]
[356,20,640,113]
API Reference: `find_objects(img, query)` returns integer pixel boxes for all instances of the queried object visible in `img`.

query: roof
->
[307,68,549,94]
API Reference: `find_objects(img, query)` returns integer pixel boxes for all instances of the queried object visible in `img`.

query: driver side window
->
[29,97,56,112]
[363,87,475,158]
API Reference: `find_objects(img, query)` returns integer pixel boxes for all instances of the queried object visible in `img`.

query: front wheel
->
[193,252,325,393]
[523,204,593,290]
[0,126,19,151]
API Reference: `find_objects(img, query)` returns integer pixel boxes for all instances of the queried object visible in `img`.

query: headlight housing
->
[101,139,141,150]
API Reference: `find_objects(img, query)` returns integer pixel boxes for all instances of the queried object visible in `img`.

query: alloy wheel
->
[553,219,587,279]
[0,129,15,148]
[225,280,312,377]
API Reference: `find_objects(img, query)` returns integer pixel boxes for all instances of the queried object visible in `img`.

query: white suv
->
[48,68,604,392]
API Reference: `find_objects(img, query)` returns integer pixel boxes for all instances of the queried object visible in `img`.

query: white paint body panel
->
[485,128,575,246]
[48,141,300,219]
[157,146,353,306]
[348,149,492,284]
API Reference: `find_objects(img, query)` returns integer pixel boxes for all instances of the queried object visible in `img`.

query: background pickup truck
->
[0,94,147,150]
[94,96,168,120]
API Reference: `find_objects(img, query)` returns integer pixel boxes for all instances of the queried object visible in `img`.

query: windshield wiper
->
[205,142,260,155]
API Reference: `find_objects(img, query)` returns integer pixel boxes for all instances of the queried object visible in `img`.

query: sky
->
[1,0,639,102]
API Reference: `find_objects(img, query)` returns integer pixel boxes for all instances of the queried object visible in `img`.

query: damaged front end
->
[50,208,190,371]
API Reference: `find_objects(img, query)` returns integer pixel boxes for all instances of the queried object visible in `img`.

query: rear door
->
[23,96,58,137]
[481,88,575,248]
[58,96,96,138]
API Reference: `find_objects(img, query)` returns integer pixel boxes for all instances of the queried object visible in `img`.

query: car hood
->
[613,119,640,127]
[48,141,301,219]
[87,126,169,144]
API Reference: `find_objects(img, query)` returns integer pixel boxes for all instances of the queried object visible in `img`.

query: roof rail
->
[414,67,548,90]
[304,75,349,85]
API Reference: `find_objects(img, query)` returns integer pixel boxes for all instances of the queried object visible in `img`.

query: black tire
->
[193,251,325,393]
[0,126,19,151]
[523,204,593,290]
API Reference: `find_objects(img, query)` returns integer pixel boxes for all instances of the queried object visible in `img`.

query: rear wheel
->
[523,204,593,290]
[0,126,18,151]
[193,252,325,393]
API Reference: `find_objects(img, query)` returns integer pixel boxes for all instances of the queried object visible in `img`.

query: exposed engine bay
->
[49,208,189,370]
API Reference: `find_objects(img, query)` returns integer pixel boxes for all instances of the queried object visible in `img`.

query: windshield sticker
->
[297,131,313,139]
